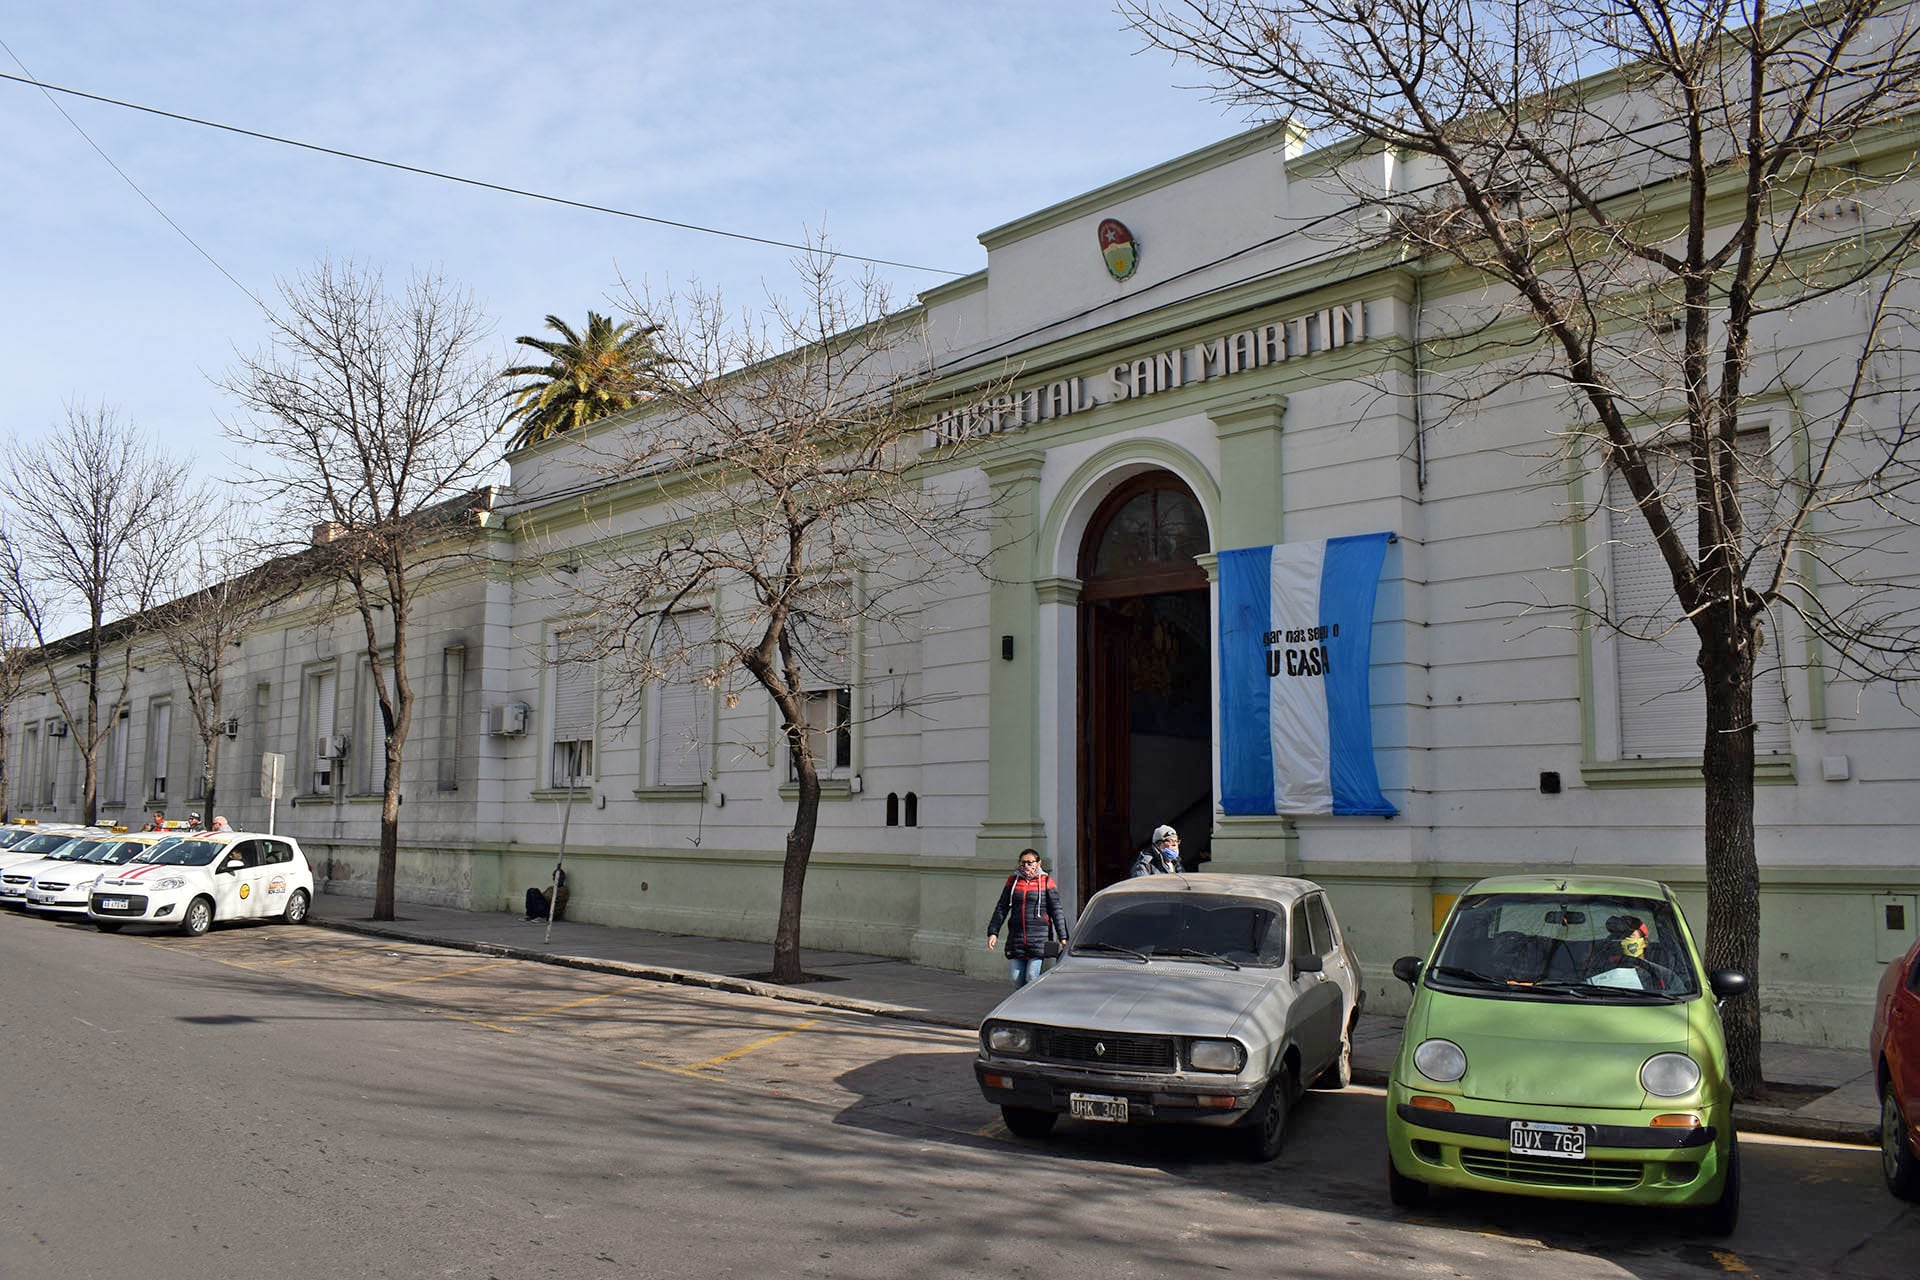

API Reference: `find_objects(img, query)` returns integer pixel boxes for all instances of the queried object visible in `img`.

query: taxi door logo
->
[239,883,250,899]
[1098,218,1139,281]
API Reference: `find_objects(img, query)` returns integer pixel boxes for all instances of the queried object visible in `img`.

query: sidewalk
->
[310,890,1880,1145]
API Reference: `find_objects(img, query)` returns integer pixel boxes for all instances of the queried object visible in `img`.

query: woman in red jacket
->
[986,849,1069,987]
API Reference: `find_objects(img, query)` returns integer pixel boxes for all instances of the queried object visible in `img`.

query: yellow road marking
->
[445,1016,520,1034]
[688,1018,820,1069]
[364,960,512,989]
[1710,1249,1753,1273]
[502,984,650,1021]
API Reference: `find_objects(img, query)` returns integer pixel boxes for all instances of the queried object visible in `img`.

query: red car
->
[1871,934,1920,1200]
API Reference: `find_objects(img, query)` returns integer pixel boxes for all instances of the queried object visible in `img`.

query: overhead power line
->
[0,43,263,308]
[0,70,968,278]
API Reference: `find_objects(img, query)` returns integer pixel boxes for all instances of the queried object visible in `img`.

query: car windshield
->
[142,837,226,867]
[1072,893,1285,967]
[1429,891,1700,1001]
[50,839,107,860]
[14,832,79,854]
[82,840,148,865]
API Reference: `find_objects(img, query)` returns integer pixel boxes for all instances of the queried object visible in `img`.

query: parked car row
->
[0,824,315,935]
[970,868,1920,1237]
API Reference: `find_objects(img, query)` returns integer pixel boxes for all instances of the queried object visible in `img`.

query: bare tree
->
[0,405,211,825]
[1125,0,1920,1094]
[221,257,508,920]
[0,603,32,821]
[149,516,299,825]
[565,247,1007,984]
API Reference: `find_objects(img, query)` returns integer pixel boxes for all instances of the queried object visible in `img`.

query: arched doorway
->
[1077,473,1212,901]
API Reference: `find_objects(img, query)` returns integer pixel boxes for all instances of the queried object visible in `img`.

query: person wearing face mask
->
[986,848,1068,987]
[1130,824,1184,877]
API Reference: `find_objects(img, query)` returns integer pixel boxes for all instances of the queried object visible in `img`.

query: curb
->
[310,912,979,1031]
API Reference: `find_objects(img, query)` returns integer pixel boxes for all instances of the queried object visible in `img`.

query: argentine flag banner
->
[1218,533,1396,817]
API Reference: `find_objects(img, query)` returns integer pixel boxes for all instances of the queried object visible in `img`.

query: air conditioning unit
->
[47,719,67,737]
[315,734,349,762]
[222,716,241,739]
[485,703,529,737]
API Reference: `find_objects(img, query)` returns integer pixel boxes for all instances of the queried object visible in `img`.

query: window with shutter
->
[306,669,337,793]
[147,700,171,803]
[550,628,596,787]
[21,726,39,810]
[437,647,465,792]
[1606,437,1789,758]
[355,661,387,794]
[783,594,855,782]
[651,612,714,787]
[104,714,129,806]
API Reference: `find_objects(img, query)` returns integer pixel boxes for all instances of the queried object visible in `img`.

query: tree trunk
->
[374,727,402,920]
[1700,618,1763,1099]
[771,765,822,985]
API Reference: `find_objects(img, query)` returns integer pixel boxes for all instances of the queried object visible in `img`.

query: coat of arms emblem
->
[1098,218,1139,281]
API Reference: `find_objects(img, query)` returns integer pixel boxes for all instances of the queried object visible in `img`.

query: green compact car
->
[1386,874,1749,1234]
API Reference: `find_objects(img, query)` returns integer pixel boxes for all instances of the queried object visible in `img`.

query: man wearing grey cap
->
[1130,824,1184,877]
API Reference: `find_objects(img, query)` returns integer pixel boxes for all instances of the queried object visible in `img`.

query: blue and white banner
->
[1218,534,1395,817]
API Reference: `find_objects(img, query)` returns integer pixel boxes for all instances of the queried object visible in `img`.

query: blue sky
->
[1,2,1247,475]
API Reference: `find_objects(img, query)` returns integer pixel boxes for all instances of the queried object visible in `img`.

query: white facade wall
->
[8,113,1919,1046]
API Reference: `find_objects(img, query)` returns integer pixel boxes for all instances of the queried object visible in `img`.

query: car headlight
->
[1640,1053,1702,1097]
[1413,1038,1467,1082]
[986,1024,1033,1054]
[1187,1038,1246,1072]
[154,877,187,891]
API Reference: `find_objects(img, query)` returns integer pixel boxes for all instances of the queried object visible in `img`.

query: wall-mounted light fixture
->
[1000,634,1015,661]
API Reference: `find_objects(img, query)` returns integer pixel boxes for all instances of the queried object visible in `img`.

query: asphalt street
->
[1,910,1914,1279]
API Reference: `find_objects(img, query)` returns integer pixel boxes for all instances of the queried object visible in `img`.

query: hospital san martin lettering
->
[925,299,1370,447]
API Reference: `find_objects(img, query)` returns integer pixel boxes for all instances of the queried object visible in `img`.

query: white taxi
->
[1,835,111,907]
[25,833,172,916]
[87,831,314,936]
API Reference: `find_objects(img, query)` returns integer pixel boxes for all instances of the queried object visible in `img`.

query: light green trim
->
[978,123,1296,250]
[776,779,854,801]
[1034,438,1224,583]
[1034,576,1082,607]
[631,784,704,802]
[528,787,594,801]
[1579,756,1798,788]
[1208,392,1288,550]
[983,454,1047,829]
[917,271,987,308]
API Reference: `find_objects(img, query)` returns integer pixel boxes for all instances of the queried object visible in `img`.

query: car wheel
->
[1001,1105,1057,1140]
[180,896,214,938]
[92,921,123,934]
[281,888,310,926]
[1241,1070,1292,1162]
[1696,1133,1741,1237]
[1387,1153,1431,1208]
[1313,1022,1354,1090]
[1882,1080,1920,1202]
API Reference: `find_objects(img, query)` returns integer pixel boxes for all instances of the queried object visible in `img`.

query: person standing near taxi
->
[986,849,1068,987]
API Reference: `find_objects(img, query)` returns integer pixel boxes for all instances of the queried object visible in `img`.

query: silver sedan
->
[974,873,1363,1160]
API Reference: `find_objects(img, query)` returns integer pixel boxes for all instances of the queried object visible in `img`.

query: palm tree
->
[502,311,659,450]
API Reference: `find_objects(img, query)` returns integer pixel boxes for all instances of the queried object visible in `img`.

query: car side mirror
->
[1708,970,1749,1001]
[223,857,245,873]
[1392,955,1424,987]
[1293,952,1324,974]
